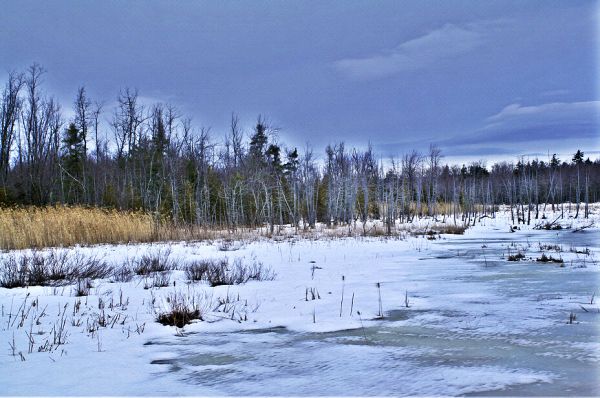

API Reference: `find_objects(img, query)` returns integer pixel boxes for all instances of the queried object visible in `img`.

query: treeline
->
[1,64,598,231]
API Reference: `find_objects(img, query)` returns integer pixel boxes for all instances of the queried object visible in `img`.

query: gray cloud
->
[333,23,487,80]
[428,100,600,162]
[485,101,599,126]
[376,100,600,163]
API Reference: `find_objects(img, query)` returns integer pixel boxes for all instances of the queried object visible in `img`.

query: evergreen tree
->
[572,150,584,217]
[62,123,84,176]
[266,144,282,173]
[248,119,268,167]
[61,123,85,202]
[284,148,299,175]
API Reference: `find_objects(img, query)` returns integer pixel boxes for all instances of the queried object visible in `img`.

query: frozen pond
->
[146,229,600,396]
[1,221,598,396]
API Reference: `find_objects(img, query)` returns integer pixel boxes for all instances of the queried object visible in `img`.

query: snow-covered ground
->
[1,208,599,396]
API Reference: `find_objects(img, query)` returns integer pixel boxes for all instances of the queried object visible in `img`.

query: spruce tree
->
[572,150,584,164]
[61,123,85,202]
[62,123,84,176]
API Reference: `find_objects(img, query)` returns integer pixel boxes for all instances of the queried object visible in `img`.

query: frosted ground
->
[0,208,598,396]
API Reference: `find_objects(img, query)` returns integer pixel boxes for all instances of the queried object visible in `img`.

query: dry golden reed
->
[0,203,476,250]
[0,206,265,250]
[0,206,156,250]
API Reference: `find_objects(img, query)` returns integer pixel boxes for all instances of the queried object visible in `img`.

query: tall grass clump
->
[0,206,156,250]
[155,291,209,327]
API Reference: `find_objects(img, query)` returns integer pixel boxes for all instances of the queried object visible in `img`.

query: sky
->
[1,0,599,165]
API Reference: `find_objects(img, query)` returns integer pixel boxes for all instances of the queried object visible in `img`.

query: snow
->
[0,207,599,396]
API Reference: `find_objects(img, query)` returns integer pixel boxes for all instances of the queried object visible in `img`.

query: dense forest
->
[1,65,598,231]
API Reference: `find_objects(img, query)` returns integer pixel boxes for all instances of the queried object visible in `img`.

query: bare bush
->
[203,258,275,287]
[411,223,467,238]
[433,224,467,235]
[570,246,590,255]
[0,250,112,288]
[536,222,563,230]
[133,248,174,275]
[538,243,562,252]
[245,260,276,282]
[205,259,231,287]
[72,253,113,280]
[111,264,134,283]
[0,256,28,288]
[28,251,60,285]
[144,272,171,289]
[185,260,210,281]
[507,252,526,261]
[73,278,92,296]
[217,240,244,251]
[536,253,564,264]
